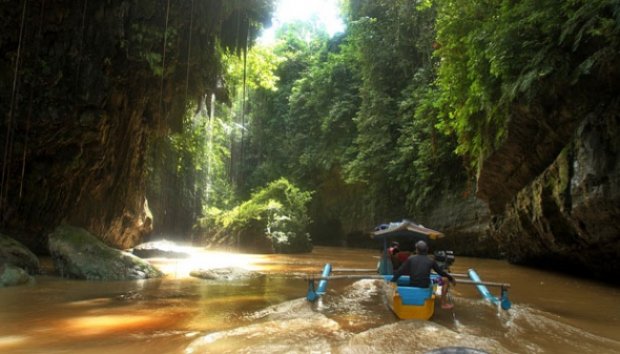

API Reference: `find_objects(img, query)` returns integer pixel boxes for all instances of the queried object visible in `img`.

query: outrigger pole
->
[306,266,512,310]
[310,275,509,288]
[468,268,511,310]
[306,263,332,302]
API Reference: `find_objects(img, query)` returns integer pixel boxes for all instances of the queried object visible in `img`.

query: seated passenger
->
[388,241,400,256]
[391,240,456,310]
[388,241,401,269]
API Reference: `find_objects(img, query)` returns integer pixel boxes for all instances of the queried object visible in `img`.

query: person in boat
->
[388,241,400,256]
[388,241,402,269]
[391,240,456,310]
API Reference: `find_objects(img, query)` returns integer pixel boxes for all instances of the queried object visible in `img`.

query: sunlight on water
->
[60,314,170,336]
[65,297,113,307]
[146,242,269,278]
[0,336,29,350]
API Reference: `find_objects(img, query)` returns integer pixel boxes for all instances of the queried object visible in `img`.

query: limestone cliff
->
[0,1,272,252]
[491,109,620,278]
[417,192,499,258]
[474,79,619,279]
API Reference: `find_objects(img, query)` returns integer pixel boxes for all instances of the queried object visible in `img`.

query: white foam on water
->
[339,320,512,354]
[436,297,506,337]
[186,280,391,353]
[187,277,620,354]
[243,297,313,321]
[344,279,383,298]
[329,279,384,312]
[499,303,620,353]
[186,298,344,353]
[185,316,341,353]
[319,279,396,331]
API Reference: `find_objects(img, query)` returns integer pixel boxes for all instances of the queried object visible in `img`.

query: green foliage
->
[342,0,462,215]
[238,0,467,234]
[116,0,274,126]
[433,0,620,167]
[203,0,619,248]
[142,1,275,235]
[126,23,178,77]
[147,97,240,236]
[201,178,313,253]
[223,45,284,92]
[287,33,361,182]
[238,21,332,193]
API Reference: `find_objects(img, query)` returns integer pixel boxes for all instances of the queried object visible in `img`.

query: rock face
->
[48,224,163,280]
[416,193,499,258]
[0,233,40,274]
[476,104,582,214]
[0,1,271,253]
[0,1,164,252]
[490,112,620,278]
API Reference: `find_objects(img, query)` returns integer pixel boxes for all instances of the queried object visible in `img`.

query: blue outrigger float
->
[307,220,511,320]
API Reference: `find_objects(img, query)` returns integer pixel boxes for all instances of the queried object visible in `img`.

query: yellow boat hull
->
[387,283,436,320]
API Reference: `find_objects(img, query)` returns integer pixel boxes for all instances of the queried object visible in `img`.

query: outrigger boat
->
[306,220,511,320]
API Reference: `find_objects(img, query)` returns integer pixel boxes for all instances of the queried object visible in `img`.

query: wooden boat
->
[372,220,446,320]
[306,220,511,320]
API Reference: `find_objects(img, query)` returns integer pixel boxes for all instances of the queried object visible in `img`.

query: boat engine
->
[434,250,455,271]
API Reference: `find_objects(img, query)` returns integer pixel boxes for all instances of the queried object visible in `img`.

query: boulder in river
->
[130,240,191,259]
[0,263,34,287]
[48,224,163,280]
[190,267,265,281]
[0,233,40,274]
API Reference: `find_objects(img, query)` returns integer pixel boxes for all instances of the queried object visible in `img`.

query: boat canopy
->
[371,219,444,241]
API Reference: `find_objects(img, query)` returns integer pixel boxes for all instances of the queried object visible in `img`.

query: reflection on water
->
[0,246,619,353]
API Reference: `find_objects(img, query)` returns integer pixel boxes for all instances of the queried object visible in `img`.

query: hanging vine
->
[0,0,28,218]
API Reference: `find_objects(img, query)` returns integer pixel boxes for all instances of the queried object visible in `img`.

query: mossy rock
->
[0,263,34,287]
[0,234,40,274]
[48,224,163,280]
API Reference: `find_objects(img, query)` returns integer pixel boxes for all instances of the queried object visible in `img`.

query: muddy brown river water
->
[0,246,619,353]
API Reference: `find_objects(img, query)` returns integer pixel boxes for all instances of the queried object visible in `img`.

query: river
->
[0,245,618,353]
